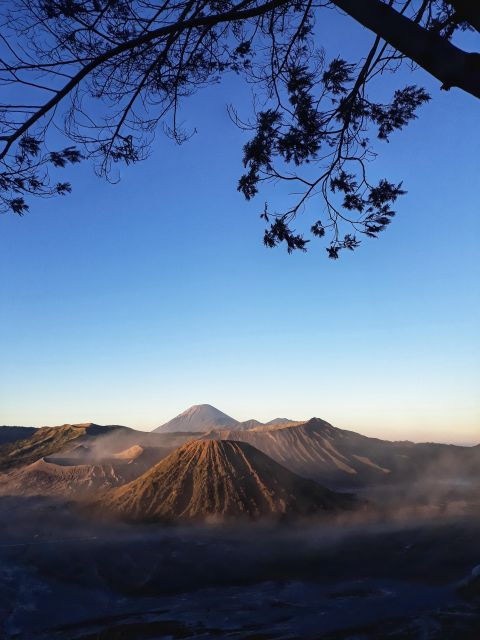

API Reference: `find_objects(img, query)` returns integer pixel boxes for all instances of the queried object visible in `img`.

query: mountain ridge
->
[0,426,37,447]
[2,413,478,501]
[153,404,305,433]
[0,423,197,472]
[203,417,480,487]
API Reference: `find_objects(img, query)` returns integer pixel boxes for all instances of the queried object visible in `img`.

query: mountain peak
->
[265,417,293,425]
[304,417,336,430]
[181,404,226,416]
[153,404,238,433]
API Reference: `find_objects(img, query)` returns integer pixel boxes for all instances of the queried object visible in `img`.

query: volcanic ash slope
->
[100,440,357,522]
[0,446,169,498]
[0,458,137,498]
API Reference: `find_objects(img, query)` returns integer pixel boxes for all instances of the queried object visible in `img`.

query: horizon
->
[4,402,478,447]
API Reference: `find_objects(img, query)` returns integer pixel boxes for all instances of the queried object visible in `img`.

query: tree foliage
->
[0,0,478,257]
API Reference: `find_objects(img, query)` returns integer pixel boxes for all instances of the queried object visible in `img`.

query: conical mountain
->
[153,404,238,433]
[100,439,357,522]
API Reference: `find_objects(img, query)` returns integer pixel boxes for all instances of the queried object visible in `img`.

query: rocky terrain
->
[0,458,136,497]
[100,439,357,522]
[1,409,478,513]
[0,423,130,472]
[0,445,170,498]
[0,504,479,640]
[204,417,480,489]
[0,422,196,473]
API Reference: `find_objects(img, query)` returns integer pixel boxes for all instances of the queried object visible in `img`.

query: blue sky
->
[1,10,479,443]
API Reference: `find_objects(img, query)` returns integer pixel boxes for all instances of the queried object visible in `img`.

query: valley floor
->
[1,496,479,640]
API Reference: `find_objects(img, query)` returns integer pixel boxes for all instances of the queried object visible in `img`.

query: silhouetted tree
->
[0,1,478,256]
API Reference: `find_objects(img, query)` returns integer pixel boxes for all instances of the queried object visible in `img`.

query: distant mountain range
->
[153,404,300,433]
[1,405,478,522]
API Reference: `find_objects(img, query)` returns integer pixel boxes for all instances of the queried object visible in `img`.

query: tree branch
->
[0,0,290,160]
[447,1,480,34]
[332,0,480,99]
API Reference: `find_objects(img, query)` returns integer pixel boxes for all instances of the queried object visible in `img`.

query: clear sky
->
[1,10,479,444]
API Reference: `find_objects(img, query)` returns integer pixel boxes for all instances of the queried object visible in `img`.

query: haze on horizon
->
[1,400,477,447]
[1,11,478,447]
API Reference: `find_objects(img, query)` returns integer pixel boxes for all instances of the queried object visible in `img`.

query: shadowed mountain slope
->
[100,440,357,522]
[0,426,36,446]
[203,418,480,488]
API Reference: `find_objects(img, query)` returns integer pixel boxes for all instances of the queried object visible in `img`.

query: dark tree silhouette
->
[0,0,478,257]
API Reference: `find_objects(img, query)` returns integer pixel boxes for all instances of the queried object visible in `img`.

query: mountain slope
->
[203,418,480,488]
[0,443,176,499]
[0,426,36,446]
[100,440,357,522]
[264,418,299,427]
[0,457,144,498]
[154,404,238,433]
[235,419,263,430]
[249,420,305,432]
[0,422,200,473]
[0,423,132,472]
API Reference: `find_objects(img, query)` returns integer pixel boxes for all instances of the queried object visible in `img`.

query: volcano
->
[100,439,357,522]
[153,404,239,433]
